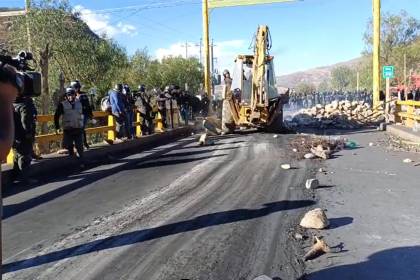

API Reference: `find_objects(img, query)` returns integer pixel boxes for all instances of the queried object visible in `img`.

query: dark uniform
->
[157,92,167,128]
[135,91,154,135]
[12,95,36,181]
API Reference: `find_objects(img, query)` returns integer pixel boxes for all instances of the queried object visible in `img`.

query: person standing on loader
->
[222,69,234,133]
[54,87,85,167]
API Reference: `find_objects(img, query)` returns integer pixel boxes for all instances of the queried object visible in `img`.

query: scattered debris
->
[287,101,384,129]
[273,134,278,138]
[300,208,329,229]
[318,168,326,173]
[345,141,358,149]
[253,276,273,280]
[311,145,332,160]
[403,158,413,163]
[294,233,304,240]
[414,162,420,167]
[199,133,214,146]
[369,142,374,147]
[290,135,345,160]
[306,179,320,190]
[380,134,420,153]
[281,164,292,170]
[304,153,315,159]
[293,148,298,153]
[304,236,331,261]
[378,122,387,131]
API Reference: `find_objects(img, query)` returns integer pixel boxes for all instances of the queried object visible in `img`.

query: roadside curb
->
[1,126,193,188]
[386,124,420,143]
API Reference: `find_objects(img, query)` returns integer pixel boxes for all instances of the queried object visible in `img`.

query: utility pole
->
[202,0,211,98]
[25,0,32,51]
[181,41,191,59]
[372,0,381,108]
[404,52,407,91]
[195,38,203,65]
[357,71,360,92]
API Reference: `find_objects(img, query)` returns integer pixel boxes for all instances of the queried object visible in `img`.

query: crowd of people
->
[8,80,212,183]
[285,90,374,111]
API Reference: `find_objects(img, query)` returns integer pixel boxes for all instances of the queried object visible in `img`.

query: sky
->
[3,0,420,75]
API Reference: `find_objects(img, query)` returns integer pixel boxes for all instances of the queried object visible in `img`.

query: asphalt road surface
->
[3,133,316,280]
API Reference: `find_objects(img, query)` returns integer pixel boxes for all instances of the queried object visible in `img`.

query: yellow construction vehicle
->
[221,25,288,132]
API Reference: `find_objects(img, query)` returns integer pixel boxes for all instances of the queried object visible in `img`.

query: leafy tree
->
[331,66,356,91]
[317,79,331,92]
[296,82,316,95]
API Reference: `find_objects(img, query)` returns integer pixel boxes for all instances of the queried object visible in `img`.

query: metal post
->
[202,0,211,98]
[385,77,390,121]
[372,0,381,108]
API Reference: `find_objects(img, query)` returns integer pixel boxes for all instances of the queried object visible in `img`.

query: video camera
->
[0,51,42,97]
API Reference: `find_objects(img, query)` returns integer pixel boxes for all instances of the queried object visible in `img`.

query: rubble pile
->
[290,135,345,160]
[287,100,384,129]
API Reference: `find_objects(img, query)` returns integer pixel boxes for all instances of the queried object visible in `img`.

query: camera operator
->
[11,85,37,184]
[0,64,19,163]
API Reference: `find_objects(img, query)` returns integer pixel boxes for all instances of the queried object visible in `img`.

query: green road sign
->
[382,66,395,79]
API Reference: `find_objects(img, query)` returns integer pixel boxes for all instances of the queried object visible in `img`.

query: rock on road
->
[3,133,316,280]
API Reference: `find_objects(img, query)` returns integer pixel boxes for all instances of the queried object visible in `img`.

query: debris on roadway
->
[290,135,345,160]
[303,236,331,261]
[300,208,329,229]
[306,179,320,190]
[287,100,385,129]
[403,158,413,163]
[281,164,292,170]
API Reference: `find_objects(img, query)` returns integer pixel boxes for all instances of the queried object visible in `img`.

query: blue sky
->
[3,0,420,75]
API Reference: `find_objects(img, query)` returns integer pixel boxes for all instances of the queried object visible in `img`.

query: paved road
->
[3,133,315,280]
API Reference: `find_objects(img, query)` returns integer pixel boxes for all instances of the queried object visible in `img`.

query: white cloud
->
[73,5,137,37]
[155,39,248,74]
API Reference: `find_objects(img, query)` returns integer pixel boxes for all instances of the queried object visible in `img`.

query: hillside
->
[276,57,364,89]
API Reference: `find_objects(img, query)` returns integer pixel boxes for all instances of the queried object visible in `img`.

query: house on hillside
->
[0,8,25,51]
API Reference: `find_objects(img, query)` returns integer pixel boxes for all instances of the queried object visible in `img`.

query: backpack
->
[101,95,112,112]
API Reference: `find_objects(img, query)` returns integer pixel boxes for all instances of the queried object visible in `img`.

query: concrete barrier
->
[386,124,420,143]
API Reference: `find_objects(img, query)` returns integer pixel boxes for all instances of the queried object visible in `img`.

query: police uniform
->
[54,99,84,158]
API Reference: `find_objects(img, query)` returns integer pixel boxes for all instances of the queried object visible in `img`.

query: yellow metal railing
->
[5,108,182,165]
[395,100,420,128]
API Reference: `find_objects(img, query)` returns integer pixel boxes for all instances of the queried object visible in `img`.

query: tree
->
[296,82,316,95]
[317,79,331,92]
[331,66,356,91]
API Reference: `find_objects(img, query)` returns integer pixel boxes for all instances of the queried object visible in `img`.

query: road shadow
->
[3,139,226,219]
[305,246,420,280]
[328,217,353,229]
[3,200,315,273]
[317,185,335,189]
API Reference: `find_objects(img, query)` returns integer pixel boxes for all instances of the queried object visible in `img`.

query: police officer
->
[71,80,93,149]
[135,85,154,135]
[12,86,37,183]
[157,89,167,128]
[123,84,135,139]
[54,87,85,166]
[109,84,127,140]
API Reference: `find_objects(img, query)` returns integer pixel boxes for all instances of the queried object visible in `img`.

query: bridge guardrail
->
[394,100,420,129]
[6,108,181,165]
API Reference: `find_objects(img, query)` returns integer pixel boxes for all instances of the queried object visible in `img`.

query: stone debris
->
[253,276,273,280]
[281,164,291,170]
[318,168,326,173]
[293,148,298,153]
[306,179,320,190]
[369,142,374,147]
[287,101,384,129]
[273,134,278,138]
[300,208,329,229]
[304,236,331,261]
[294,233,304,240]
[403,158,413,163]
[290,136,344,160]
[304,153,315,159]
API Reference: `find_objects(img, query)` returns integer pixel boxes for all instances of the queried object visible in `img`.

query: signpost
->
[383,66,395,122]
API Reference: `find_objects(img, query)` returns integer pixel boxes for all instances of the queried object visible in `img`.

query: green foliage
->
[331,66,356,91]
[296,82,316,94]
[362,10,420,88]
